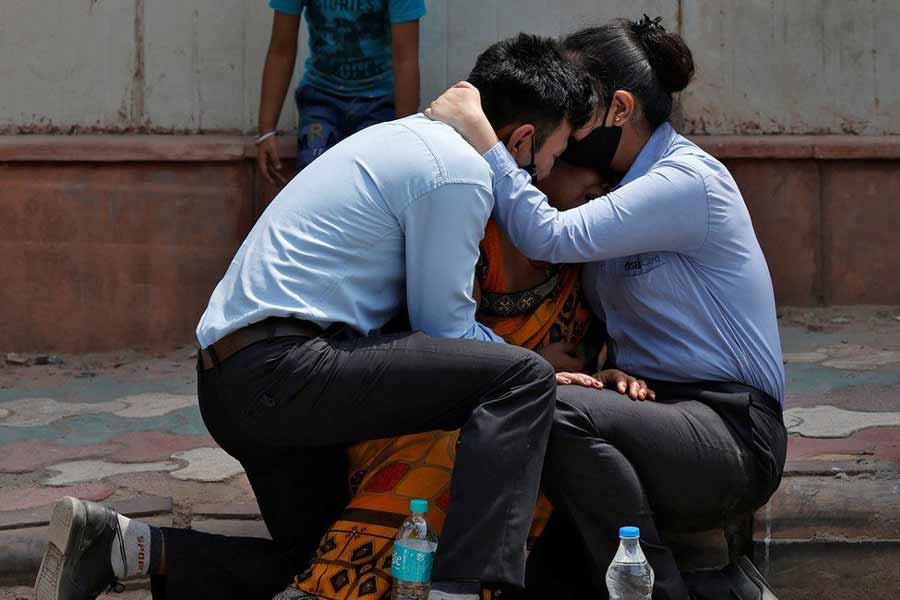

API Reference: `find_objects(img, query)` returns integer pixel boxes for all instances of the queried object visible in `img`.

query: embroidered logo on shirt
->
[623,253,665,276]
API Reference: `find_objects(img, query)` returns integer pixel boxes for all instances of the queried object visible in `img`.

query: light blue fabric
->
[269,0,426,97]
[484,123,786,403]
[196,114,504,348]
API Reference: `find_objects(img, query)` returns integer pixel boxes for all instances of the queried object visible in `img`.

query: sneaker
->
[271,588,317,600]
[33,497,124,600]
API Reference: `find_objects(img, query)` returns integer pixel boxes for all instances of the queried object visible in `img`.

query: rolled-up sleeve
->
[269,0,303,15]
[484,143,710,263]
[389,0,426,23]
[401,182,505,343]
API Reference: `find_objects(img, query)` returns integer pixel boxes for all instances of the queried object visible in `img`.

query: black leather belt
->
[199,317,323,370]
[645,379,781,415]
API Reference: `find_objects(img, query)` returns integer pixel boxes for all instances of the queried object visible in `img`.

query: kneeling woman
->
[428,16,787,600]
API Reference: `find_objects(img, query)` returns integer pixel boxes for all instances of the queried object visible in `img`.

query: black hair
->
[468,33,596,146]
[563,16,695,129]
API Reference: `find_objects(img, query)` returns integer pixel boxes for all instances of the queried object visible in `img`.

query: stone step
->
[3,468,899,598]
[755,539,900,600]
[752,465,900,599]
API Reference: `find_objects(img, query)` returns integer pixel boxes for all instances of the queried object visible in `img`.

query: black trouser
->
[521,381,786,600]
[151,328,557,600]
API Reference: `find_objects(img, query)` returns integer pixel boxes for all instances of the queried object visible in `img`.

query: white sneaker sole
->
[33,497,85,600]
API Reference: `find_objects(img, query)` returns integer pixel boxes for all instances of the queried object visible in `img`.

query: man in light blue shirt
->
[29,35,594,600]
[199,112,506,346]
[189,35,592,600]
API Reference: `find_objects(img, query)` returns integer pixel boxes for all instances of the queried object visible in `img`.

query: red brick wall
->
[821,161,900,304]
[728,159,821,305]
[1,160,254,352]
[726,158,900,306]
[0,135,897,352]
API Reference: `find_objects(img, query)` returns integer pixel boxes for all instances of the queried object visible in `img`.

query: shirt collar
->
[616,122,677,188]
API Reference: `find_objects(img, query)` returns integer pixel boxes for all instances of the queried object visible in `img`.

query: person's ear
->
[609,90,636,126]
[505,124,535,165]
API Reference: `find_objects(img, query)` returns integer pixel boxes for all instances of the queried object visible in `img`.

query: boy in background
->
[257,0,426,183]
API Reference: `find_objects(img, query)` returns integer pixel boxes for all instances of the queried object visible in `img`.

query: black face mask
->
[560,102,622,176]
[523,135,537,182]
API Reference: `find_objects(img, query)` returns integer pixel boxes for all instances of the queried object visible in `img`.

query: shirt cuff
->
[482,142,519,179]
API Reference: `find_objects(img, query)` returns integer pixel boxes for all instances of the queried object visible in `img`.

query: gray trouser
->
[531,382,786,600]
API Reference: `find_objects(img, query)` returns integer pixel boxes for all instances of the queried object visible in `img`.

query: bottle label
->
[391,542,434,584]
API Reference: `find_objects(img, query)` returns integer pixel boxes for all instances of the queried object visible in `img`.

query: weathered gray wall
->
[1,0,898,135]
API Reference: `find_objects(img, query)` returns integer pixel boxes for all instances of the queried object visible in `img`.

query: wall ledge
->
[1,134,900,162]
[691,135,900,160]
[0,135,250,162]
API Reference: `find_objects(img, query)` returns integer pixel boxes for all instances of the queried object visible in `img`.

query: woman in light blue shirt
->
[427,16,787,600]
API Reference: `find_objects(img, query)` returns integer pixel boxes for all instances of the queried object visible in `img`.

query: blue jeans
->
[295,85,395,171]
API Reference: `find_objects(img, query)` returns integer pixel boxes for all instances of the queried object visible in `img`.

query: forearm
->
[390,20,421,118]
[487,147,592,263]
[258,49,296,132]
[484,144,711,263]
[392,59,419,117]
[405,183,502,342]
[461,115,499,155]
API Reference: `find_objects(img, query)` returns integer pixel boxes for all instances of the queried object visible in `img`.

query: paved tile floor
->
[2,306,898,598]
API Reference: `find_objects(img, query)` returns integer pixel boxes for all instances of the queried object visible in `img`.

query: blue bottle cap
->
[410,499,428,514]
[619,526,640,539]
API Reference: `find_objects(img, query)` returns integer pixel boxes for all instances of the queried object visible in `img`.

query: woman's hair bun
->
[631,14,695,93]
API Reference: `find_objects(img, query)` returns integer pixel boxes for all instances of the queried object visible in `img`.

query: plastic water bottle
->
[606,526,654,599]
[392,499,439,600]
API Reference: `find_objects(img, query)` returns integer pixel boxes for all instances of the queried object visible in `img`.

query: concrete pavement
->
[1,306,899,598]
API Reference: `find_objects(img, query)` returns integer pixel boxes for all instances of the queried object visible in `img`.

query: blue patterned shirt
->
[270,0,426,97]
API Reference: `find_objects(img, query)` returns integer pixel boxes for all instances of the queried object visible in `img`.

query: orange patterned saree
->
[291,220,594,599]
